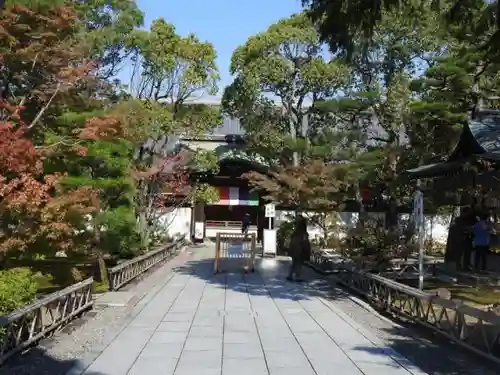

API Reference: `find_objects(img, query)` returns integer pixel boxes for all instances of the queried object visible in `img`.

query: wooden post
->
[214,232,221,274]
[250,233,256,272]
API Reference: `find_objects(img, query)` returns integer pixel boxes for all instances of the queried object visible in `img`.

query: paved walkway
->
[81,253,429,375]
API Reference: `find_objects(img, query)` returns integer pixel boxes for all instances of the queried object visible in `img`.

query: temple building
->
[181,131,270,242]
[158,98,405,243]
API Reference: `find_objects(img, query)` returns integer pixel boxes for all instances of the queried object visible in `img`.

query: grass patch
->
[34,273,109,296]
[93,281,109,293]
[34,274,62,295]
[424,279,500,306]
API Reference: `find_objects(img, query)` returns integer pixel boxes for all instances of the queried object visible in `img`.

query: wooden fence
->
[0,236,187,365]
[107,236,186,291]
[0,278,93,365]
[308,251,500,365]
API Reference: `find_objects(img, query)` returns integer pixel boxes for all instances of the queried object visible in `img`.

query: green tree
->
[74,0,145,79]
[303,0,500,58]
[129,18,218,103]
[313,6,450,211]
[222,12,349,166]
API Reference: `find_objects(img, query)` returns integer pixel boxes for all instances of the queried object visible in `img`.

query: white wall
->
[157,207,451,245]
[157,207,192,240]
[275,210,451,245]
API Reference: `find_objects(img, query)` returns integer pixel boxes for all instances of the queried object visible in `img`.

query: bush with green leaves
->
[99,206,143,259]
[277,220,295,256]
[0,268,38,316]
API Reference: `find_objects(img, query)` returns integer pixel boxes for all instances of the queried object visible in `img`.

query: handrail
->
[206,220,243,227]
[0,277,94,365]
[308,251,500,365]
[107,236,186,291]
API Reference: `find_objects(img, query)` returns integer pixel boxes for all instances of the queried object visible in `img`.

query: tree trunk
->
[92,218,108,284]
[138,211,150,249]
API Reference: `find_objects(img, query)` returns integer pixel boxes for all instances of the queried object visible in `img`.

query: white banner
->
[263,229,277,256]
[194,222,204,239]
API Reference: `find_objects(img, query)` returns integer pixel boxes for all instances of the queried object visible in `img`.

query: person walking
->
[287,215,311,282]
[473,213,492,272]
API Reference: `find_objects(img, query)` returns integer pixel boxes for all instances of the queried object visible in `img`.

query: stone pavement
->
[80,251,429,375]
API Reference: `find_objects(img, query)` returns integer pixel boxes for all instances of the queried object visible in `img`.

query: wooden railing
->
[308,251,500,365]
[0,278,93,365]
[206,220,242,228]
[107,236,186,291]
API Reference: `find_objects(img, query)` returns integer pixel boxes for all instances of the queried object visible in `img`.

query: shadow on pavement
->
[172,256,344,302]
[3,250,500,375]
[0,347,105,375]
[354,328,500,375]
[173,254,500,374]
[347,306,500,375]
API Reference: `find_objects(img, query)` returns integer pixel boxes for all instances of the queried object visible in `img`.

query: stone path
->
[78,252,429,375]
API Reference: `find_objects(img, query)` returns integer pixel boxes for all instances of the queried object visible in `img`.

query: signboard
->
[228,243,244,256]
[263,229,277,256]
[194,222,204,240]
[265,203,275,218]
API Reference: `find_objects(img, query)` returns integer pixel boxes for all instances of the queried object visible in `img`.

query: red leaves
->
[74,145,88,156]
[79,115,125,140]
[0,120,99,253]
[245,160,347,210]
[135,152,191,217]
[0,121,42,175]
[0,4,97,126]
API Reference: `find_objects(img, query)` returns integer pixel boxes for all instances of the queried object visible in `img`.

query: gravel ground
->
[0,245,202,375]
[1,248,498,375]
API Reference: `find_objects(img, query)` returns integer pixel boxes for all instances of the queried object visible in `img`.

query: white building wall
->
[157,207,192,240]
[275,210,451,245]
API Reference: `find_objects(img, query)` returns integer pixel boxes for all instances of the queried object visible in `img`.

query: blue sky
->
[131,0,303,95]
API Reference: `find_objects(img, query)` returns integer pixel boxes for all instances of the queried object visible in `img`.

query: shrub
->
[100,206,143,259]
[0,268,38,315]
[277,220,295,255]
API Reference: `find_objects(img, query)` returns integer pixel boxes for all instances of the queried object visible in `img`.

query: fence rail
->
[206,220,242,228]
[214,232,257,273]
[308,251,500,365]
[0,277,93,365]
[107,236,186,291]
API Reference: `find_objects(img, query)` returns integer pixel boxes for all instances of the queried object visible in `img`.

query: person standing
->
[287,215,311,282]
[473,213,491,272]
[460,206,476,271]
[242,213,251,235]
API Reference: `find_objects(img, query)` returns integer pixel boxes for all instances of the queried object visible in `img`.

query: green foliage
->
[303,0,499,57]
[125,19,220,137]
[74,0,145,79]
[0,268,38,315]
[277,220,295,255]
[112,99,174,142]
[129,18,219,102]
[222,12,349,165]
[190,150,220,174]
[99,206,143,258]
[173,104,222,138]
[192,184,219,204]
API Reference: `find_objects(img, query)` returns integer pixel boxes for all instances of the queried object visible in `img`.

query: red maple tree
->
[0,4,96,128]
[134,151,191,221]
[0,105,99,255]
